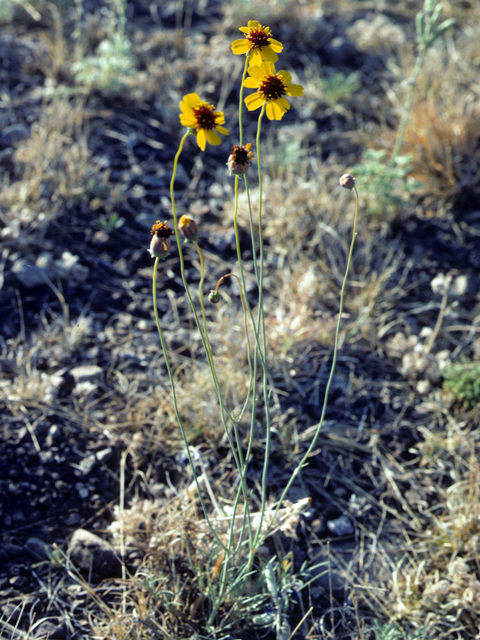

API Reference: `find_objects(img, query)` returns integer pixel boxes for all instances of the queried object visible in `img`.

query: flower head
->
[339,174,355,190]
[209,290,221,304]
[149,220,174,259]
[227,143,254,176]
[232,20,283,65]
[179,93,229,151]
[243,62,303,121]
[179,215,199,242]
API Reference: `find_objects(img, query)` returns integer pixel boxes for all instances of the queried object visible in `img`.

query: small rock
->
[68,529,120,580]
[69,365,103,383]
[76,454,97,475]
[26,537,52,561]
[11,260,50,288]
[0,123,31,148]
[95,447,114,463]
[46,425,62,447]
[327,515,354,536]
[32,619,66,639]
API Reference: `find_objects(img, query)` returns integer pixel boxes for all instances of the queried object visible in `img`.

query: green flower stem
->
[238,54,250,147]
[266,184,361,540]
[171,134,242,449]
[251,103,273,551]
[169,133,254,570]
[193,248,254,550]
[152,256,227,552]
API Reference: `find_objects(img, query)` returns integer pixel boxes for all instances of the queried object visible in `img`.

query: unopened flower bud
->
[227,143,254,176]
[339,174,355,190]
[179,215,199,242]
[209,290,221,304]
[149,220,174,259]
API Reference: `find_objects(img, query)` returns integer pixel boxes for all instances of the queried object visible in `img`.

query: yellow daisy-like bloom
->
[231,20,283,65]
[243,62,303,121]
[179,93,229,151]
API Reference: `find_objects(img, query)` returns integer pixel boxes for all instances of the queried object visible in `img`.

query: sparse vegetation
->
[1,1,480,639]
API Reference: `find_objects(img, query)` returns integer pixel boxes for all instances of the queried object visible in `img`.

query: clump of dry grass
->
[1,97,90,228]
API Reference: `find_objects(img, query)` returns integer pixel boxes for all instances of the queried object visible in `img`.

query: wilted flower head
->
[179,93,229,151]
[149,220,174,259]
[179,215,199,242]
[243,62,303,121]
[231,20,283,65]
[227,143,254,176]
[339,174,355,190]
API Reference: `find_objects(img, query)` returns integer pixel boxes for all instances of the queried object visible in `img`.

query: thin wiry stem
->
[267,184,361,540]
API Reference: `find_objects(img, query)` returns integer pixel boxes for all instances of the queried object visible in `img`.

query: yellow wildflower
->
[231,20,283,65]
[243,62,303,121]
[179,93,229,151]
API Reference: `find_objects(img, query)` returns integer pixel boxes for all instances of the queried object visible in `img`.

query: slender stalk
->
[251,103,273,550]
[152,257,227,552]
[265,185,361,540]
[171,133,245,476]
[238,54,250,147]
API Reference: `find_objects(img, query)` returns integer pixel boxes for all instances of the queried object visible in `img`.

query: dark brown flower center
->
[193,105,216,130]
[247,28,271,49]
[151,221,174,238]
[259,75,286,100]
[231,145,250,165]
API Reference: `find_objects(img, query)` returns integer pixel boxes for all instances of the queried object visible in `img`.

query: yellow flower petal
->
[197,129,206,151]
[206,129,221,146]
[215,125,229,135]
[269,39,283,53]
[246,65,265,80]
[247,20,261,29]
[286,83,303,97]
[278,97,290,110]
[266,99,289,121]
[245,93,265,111]
[181,93,201,110]
[278,70,292,85]
[249,48,263,66]
[179,114,197,127]
[231,39,250,54]
[260,46,278,63]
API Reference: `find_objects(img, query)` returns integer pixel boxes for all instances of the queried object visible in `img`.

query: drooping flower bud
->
[339,174,355,190]
[179,215,199,242]
[209,290,221,304]
[149,220,174,259]
[227,143,254,176]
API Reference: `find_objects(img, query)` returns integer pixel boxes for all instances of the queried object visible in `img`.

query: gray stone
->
[68,529,120,580]
[327,515,354,536]
[11,260,51,288]
[69,365,103,383]
[26,537,52,561]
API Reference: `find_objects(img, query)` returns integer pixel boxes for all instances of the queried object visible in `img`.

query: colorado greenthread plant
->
[148,19,360,635]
